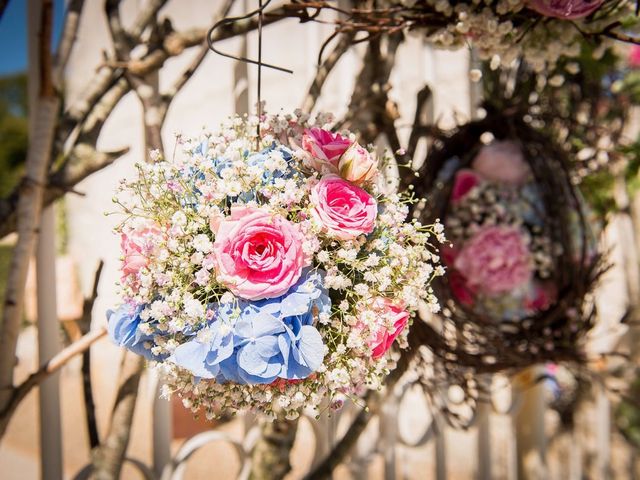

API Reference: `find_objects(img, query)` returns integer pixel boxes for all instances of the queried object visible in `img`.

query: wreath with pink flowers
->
[414,111,602,374]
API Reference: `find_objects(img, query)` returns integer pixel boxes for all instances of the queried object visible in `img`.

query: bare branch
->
[0,327,107,437]
[91,352,144,479]
[129,0,169,39]
[54,0,85,86]
[160,0,236,112]
[301,32,354,113]
[81,261,105,450]
[105,0,131,59]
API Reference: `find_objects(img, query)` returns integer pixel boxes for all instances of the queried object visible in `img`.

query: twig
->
[0,327,108,437]
[159,0,237,122]
[81,261,105,450]
[53,0,84,86]
[301,32,354,113]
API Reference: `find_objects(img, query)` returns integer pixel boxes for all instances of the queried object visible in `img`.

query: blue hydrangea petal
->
[218,355,244,384]
[171,341,219,379]
[237,356,281,384]
[237,336,281,376]
[295,325,325,370]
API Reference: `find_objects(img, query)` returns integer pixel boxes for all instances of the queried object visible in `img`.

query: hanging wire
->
[207,0,293,149]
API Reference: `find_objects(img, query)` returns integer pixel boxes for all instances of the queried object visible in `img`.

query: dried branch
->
[91,352,144,480]
[105,0,131,59]
[128,0,169,39]
[53,0,85,86]
[0,327,108,438]
[81,261,105,450]
[119,5,291,79]
[301,32,354,113]
[159,0,236,120]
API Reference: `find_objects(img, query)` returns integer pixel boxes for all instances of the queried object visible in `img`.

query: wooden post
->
[513,367,547,480]
[37,205,63,480]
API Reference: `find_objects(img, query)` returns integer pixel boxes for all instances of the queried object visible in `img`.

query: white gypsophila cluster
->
[399,0,630,73]
[112,110,444,419]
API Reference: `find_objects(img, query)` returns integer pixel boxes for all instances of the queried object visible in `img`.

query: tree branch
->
[81,261,105,450]
[301,32,354,114]
[0,327,107,438]
[91,352,144,480]
[53,0,85,87]
[159,0,236,118]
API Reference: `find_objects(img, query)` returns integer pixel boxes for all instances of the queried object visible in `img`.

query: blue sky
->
[0,0,65,76]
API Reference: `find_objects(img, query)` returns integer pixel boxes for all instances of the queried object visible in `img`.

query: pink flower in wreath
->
[212,205,308,300]
[472,140,531,186]
[302,128,351,173]
[451,169,480,203]
[367,297,410,359]
[121,225,161,278]
[525,281,557,312]
[629,46,640,69]
[527,0,603,20]
[454,226,533,296]
[310,175,377,240]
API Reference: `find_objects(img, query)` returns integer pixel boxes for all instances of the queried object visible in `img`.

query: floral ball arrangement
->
[107,111,444,419]
[417,114,601,372]
[341,0,633,72]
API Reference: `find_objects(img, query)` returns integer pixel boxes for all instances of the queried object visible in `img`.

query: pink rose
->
[302,128,351,173]
[338,142,378,185]
[367,298,410,359]
[629,45,640,69]
[449,270,476,307]
[525,281,557,312]
[527,0,603,19]
[121,225,161,278]
[454,226,533,296]
[451,169,480,203]
[310,175,377,240]
[472,140,531,186]
[212,205,307,300]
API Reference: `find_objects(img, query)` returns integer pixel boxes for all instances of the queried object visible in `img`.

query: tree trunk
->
[249,416,299,480]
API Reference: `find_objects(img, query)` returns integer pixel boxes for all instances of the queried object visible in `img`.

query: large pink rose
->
[454,226,533,296]
[213,206,307,300]
[302,128,351,173]
[367,298,410,359]
[338,142,378,185]
[527,0,603,19]
[451,169,480,203]
[472,141,531,186]
[121,225,161,278]
[310,175,377,240]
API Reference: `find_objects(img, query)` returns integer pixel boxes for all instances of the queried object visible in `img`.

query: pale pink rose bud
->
[338,142,378,185]
[301,128,351,174]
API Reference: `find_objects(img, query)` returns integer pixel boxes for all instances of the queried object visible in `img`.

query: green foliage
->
[0,72,28,198]
[615,374,640,449]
